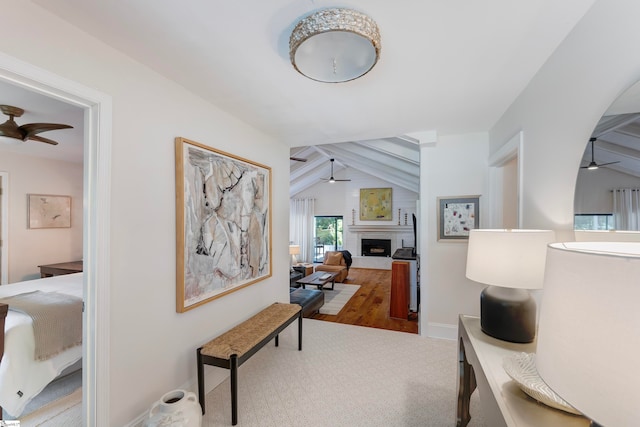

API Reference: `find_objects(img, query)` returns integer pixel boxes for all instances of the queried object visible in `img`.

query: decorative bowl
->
[502,352,582,415]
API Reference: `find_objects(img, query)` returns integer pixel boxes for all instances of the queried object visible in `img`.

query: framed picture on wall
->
[437,195,480,241]
[27,194,71,229]
[360,187,392,221]
[175,137,272,312]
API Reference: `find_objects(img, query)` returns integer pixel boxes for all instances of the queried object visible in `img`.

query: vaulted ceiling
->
[585,114,640,178]
[290,135,420,197]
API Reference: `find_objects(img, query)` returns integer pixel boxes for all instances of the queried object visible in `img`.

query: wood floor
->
[310,267,419,334]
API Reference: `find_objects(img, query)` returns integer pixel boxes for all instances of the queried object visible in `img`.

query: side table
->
[38,260,83,278]
[293,264,313,277]
[457,315,589,427]
[289,271,303,287]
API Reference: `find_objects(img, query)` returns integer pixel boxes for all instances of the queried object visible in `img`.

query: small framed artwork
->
[360,187,392,221]
[28,194,71,229]
[437,195,480,241]
[175,137,272,312]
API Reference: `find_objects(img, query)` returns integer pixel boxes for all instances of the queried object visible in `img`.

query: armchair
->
[314,250,351,283]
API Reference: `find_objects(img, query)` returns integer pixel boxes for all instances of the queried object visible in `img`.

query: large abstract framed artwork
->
[437,195,480,241]
[175,137,272,312]
[360,187,392,221]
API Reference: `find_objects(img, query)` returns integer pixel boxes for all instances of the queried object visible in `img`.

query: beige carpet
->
[202,319,485,426]
[17,320,485,426]
[317,283,360,315]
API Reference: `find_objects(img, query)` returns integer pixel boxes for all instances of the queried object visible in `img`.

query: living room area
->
[290,147,421,333]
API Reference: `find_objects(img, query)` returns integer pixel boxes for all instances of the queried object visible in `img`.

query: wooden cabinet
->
[390,261,410,319]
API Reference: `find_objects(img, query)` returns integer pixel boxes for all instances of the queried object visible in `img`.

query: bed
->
[0,272,83,418]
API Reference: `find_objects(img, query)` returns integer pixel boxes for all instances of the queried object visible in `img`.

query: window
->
[314,216,343,262]
[574,214,614,230]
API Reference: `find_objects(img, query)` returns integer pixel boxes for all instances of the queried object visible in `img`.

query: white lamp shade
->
[289,245,301,256]
[574,229,640,241]
[466,229,556,289]
[536,242,640,426]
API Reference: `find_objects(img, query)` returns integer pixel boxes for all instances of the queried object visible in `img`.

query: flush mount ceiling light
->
[289,8,381,83]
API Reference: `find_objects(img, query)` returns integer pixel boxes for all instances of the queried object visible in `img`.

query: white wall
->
[419,132,488,338]
[0,3,290,425]
[490,0,640,238]
[0,152,82,282]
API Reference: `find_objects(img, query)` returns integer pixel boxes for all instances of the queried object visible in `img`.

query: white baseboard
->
[425,322,458,341]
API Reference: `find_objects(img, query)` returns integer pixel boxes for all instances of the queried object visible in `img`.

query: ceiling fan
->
[0,104,73,145]
[581,137,620,170]
[321,158,351,183]
[289,156,307,162]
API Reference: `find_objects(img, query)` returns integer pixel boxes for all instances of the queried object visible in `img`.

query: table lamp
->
[465,229,556,343]
[536,242,640,427]
[289,244,300,271]
[574,229,640,241]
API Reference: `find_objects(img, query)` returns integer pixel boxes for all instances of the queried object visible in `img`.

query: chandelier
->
[289,8,381,83]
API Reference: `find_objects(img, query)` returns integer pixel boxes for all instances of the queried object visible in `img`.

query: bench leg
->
[298,311,303,351]
[196,347,205,415]
[275,334,279,347]
[230,354,238,425]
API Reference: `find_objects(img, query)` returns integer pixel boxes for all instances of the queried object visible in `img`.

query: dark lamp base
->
[480,286,536,343]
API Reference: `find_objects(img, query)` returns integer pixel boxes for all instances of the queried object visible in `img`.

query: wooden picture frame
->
[175,137,272,312]
[27,194,71,229]
[437,195,480,241]
[360,187,392,221]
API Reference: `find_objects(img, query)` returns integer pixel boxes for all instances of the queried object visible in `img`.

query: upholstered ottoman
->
[289,287,324,317]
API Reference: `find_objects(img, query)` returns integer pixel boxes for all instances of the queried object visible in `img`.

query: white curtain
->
[612,189,640,230]
[290,198,315,263]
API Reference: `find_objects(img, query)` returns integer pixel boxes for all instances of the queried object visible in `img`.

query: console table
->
[457,315,589,427]
[38,261,83,278]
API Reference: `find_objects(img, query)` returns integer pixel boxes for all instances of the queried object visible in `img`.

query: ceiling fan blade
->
[27,135,59,145]
[289,156,308,162]
[598,161,621,167]
[20,123,73,139]
[334,179,351,181]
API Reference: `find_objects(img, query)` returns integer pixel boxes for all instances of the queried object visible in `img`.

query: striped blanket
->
[0,291,82,361]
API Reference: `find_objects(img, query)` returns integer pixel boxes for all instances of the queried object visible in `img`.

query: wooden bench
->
[196,302,302,425]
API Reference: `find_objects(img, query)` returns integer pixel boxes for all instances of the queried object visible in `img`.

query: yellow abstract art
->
[359,188,392,221]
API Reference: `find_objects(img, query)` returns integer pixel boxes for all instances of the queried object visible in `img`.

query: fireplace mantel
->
[348,225,412,233]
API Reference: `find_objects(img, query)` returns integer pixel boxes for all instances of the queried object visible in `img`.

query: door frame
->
[0,172,7,285]
[488,131,524,228]
[0,52,112,425]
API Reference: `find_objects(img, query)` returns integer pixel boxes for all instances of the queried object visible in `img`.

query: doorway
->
[0,54,112,424]
[489,131,523,227]
[0,173,6,285]
[314,216,343,262]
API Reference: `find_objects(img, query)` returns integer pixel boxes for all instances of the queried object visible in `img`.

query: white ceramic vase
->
[143,389,202,427]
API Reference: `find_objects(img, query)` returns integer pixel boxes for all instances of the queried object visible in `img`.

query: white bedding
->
[0,273,83,417]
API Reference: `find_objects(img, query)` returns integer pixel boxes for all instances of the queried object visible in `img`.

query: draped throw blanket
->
[0,291,82,361]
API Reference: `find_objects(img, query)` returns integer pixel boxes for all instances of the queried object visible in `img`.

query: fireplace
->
[361,238,392,257]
